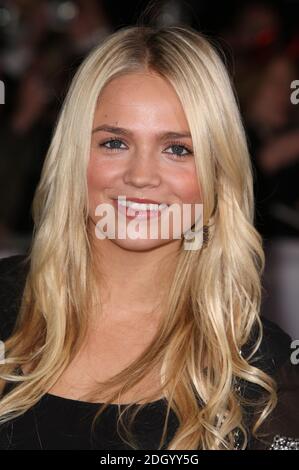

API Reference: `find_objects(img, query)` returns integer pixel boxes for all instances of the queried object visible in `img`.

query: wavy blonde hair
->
[0,25,277,450]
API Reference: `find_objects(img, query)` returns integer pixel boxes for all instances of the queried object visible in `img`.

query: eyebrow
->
[92,124,192,139]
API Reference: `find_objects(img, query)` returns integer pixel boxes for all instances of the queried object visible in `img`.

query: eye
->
[163,142,193,160]
[98,138,127,151]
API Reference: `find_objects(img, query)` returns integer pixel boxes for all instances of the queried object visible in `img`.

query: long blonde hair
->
[0,25,277,449]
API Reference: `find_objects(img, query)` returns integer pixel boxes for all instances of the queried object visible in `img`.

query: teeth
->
[116,199,168,211]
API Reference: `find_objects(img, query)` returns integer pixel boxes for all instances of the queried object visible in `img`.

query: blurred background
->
[0,0,299,338]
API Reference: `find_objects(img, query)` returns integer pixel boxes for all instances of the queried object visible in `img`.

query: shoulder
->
[0,254,30,341]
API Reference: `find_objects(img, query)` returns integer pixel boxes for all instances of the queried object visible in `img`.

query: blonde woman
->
[0,25,298,450]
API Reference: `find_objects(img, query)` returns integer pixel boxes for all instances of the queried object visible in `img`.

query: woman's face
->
[87,71,202,251]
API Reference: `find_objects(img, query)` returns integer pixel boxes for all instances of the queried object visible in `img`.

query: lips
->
[112,196,168,205]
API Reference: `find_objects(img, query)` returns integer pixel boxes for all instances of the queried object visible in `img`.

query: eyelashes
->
[98,137,193,160]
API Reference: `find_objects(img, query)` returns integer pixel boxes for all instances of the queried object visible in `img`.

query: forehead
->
[93,72,190,132]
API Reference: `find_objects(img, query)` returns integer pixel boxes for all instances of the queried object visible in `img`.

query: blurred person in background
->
[0,0,112,256]
[237,52,299,338]
[221,0,299,339]
[241,54,299,238]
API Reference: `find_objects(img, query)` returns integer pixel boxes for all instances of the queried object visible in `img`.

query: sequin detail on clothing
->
[270,434,299,450]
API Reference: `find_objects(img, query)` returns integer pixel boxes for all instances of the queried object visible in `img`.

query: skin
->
[87,71,202,325]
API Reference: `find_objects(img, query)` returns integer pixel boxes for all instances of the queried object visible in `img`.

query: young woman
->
[0,25,298,450]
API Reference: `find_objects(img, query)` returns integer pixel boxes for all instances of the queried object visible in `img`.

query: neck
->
[89,231,181,323]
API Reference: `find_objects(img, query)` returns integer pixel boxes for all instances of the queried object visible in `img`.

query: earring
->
[183,222,210,250]
[202,224,209,248]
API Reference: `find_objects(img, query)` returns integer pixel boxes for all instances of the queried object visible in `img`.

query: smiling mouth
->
[111,198,169,219]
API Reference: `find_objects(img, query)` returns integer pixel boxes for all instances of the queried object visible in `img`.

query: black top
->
[0,255,298,450]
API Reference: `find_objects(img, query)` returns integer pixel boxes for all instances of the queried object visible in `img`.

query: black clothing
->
[0,255,298,450]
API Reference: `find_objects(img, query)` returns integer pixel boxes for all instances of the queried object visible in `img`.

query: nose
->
[123,148,161,188]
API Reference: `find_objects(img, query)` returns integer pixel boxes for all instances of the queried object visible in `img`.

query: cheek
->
[87,163,101,193]
[169,168,201,203]
[86,153,116,197]
[86,158,110,215]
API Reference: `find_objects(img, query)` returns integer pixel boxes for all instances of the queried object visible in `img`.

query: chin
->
[109,236,176,252]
